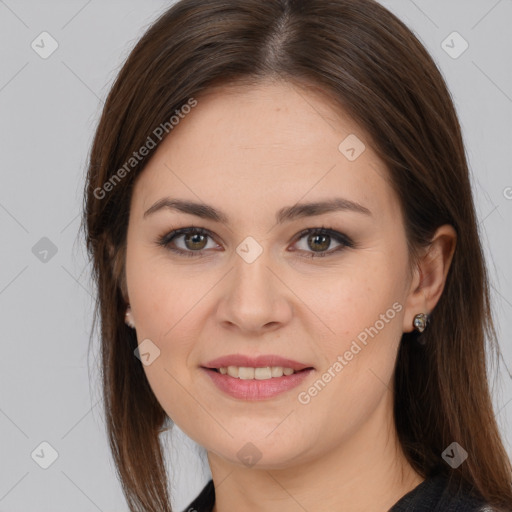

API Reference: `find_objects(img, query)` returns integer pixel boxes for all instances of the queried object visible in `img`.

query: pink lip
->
[203,354,313,371]
[201,354,315,401]
[202,367,314,400]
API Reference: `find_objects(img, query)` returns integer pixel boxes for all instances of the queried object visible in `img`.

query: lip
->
[201,354,315,401]
[202,367,314,400]
[203,354,313,371]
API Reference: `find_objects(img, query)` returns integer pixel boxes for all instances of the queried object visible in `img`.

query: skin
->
[124,79,457,512]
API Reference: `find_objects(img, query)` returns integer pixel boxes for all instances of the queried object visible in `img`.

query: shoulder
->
[183,475,505,512]
[389,473,497,512]
[181,479,215,512]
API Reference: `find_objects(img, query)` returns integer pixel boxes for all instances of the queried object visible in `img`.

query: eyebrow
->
[143,197,372,224]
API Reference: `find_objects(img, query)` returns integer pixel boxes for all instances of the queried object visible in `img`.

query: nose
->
[216,250,293,334]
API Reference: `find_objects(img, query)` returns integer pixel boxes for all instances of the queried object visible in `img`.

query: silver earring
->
[413,313,429,333]
[125,305,135,329]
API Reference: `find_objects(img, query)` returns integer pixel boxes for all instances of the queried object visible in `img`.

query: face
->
[124,80,416,469]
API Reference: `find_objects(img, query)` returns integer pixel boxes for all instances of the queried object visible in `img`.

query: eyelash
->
[156,226,355,259]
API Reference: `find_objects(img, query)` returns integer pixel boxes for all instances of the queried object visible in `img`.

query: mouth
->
[206,366,313,380]
[200,355,315,400]
[203,354,313,373]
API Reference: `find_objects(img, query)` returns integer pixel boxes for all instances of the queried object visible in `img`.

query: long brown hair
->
[81,0,512,510]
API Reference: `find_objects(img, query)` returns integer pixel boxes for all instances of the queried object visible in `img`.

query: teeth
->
[238,367,254,379]
[219,366,297,379]
[255,367,271,380]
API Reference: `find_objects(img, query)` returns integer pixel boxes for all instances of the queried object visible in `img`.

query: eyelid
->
[156,225,354,258]
[289,227,354,258]
[156,226,220,254]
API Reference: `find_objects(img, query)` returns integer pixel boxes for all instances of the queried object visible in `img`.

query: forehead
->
[133,80,401,225]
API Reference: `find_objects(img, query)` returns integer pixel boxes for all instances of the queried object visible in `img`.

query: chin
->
[199,428,314,470]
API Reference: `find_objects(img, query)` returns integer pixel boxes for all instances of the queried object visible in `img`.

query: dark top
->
[182,472,494,512]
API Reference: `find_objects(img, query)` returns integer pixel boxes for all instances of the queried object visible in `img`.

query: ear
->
[402,224,457,333]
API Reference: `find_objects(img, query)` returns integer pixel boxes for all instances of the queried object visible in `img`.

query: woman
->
[81,0,512,511]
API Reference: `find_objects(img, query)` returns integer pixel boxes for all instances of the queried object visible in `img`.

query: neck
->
[208,390,424,512]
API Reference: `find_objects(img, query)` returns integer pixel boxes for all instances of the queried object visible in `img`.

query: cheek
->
[126,245,201,340]
[293,260,405,419]
[291,281,404,451]
[127,259,205,428]
[306,258,405,353]
[125,248,202,413]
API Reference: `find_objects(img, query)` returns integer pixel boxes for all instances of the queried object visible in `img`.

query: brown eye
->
[183,232,208,251]
[292,227,354,258]
[157,227,217,257]
[307,233,331,252]
[157,226,353,259]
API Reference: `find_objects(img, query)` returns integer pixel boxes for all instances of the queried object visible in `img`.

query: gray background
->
[0,1,511,511]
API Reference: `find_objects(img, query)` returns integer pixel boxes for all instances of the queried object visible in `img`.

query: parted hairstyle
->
[81,0,512,510]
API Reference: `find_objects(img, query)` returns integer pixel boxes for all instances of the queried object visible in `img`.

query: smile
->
[215,366,298,379]
[202,365,314,400]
